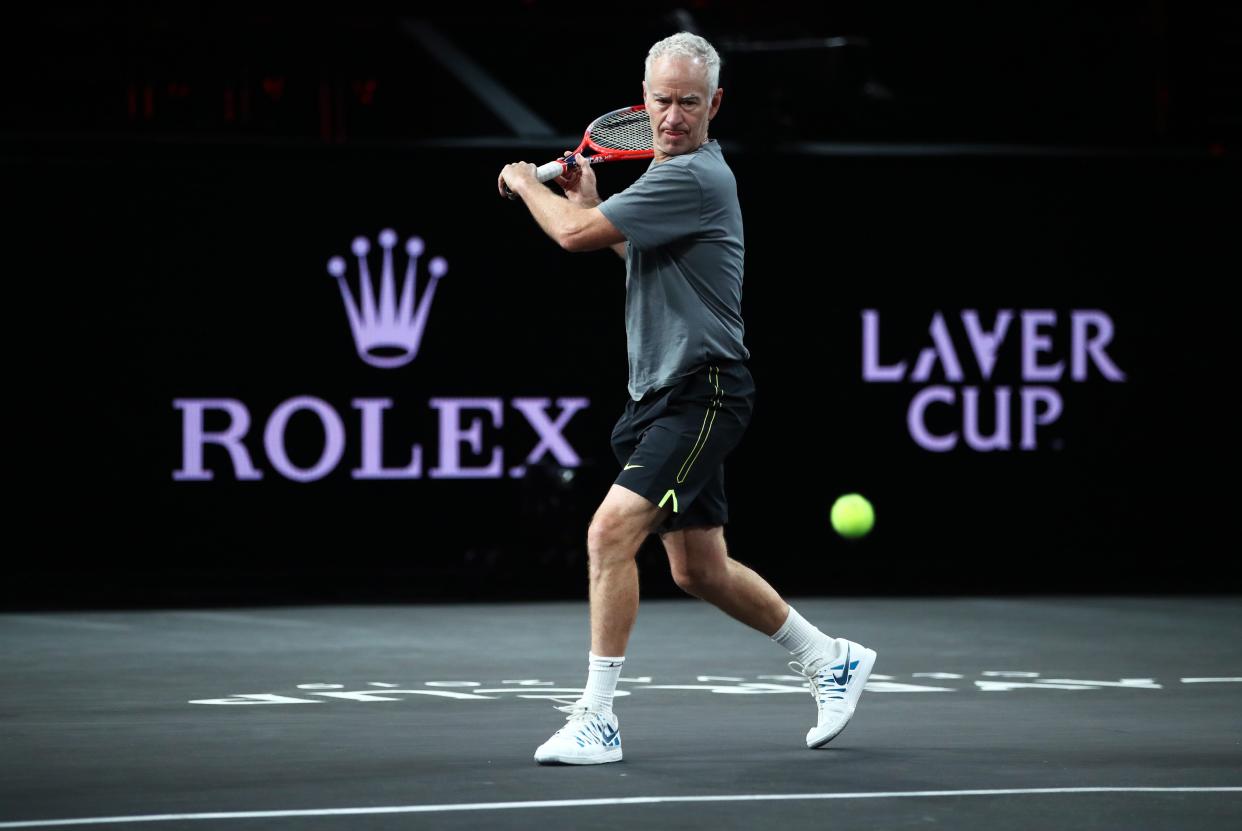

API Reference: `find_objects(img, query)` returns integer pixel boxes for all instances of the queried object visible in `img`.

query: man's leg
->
[660,525,788,636]
[533,483,665,765]
[588,484,667,656]
[661,526,878,749]
[661,525,838,668]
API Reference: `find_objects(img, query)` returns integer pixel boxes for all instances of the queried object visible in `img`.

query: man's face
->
[643,55,723,161]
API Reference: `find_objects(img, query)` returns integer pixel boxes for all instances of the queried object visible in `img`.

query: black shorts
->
[610,361,755,533]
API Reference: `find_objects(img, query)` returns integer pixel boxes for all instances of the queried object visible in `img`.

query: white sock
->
[583,651,625,713]
[771,606,837,666]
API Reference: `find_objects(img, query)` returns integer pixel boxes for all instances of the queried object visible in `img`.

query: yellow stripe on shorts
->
[675,365,723,485]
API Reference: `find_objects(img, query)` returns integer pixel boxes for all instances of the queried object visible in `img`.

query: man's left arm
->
[499,163,625,253]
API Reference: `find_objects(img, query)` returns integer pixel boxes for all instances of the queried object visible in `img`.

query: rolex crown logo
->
[326,229,448,369]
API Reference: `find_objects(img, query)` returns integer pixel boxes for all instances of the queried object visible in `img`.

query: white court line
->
[1182,677,1242,683]
[1,787,1238,828]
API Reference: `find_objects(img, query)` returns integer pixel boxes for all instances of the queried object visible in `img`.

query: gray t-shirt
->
[597,139,749,401]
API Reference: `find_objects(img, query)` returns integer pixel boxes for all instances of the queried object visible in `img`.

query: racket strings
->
[589,110,653,152]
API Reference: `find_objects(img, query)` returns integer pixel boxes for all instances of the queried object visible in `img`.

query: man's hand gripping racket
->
[498,105,653,200]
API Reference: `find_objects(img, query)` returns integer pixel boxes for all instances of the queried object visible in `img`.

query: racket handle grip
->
[503,158,580,200]
[536,159,568,183]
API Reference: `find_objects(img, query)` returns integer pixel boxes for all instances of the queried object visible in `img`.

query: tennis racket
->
[502,105,653,199]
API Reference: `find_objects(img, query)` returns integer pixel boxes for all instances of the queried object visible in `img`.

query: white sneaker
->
[789,638,877,748]
[533,701,623,765]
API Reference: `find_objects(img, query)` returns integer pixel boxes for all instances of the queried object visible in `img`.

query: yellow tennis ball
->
[831,493,875,539]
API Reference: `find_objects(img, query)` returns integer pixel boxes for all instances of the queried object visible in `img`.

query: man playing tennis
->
[498,32,877,765]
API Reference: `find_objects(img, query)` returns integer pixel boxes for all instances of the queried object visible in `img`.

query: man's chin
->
[657,136,692,156]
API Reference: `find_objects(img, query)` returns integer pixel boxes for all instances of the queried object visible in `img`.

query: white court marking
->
[1,787,1238,828]
[1182,677,1242,683]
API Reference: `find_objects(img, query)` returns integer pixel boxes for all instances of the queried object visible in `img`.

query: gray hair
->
[644,32,722,97]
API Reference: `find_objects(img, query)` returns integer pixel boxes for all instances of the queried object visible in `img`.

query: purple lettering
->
[352,398,423,479]
[510,397,589,475]
[963,387,1012,451]
[861,310,906,381]
[1021,310,1064,382]
[1071,310,1126,381]
[911,312,964,382]
[264,396,346,482]
[173,399,263,481]
[908,386,958,452]
[1019,387,1062,450]
[428,398,504,479]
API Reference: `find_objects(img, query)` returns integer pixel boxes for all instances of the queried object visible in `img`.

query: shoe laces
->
[554,701,595,720]
[788,659,839,705]
[551,701,614,745]
[551,701,607,733]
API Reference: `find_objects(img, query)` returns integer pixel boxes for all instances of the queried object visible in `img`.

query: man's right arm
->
[551,152,627,261]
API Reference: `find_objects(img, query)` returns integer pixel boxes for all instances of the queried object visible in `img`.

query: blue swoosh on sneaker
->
[601,725,619,745]
[832,645,851,686]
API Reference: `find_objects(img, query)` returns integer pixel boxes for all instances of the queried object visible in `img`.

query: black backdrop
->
[7,140,1235,607]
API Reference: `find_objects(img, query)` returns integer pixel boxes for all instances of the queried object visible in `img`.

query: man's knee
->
[665,527,729,596]
[587,508,649,564]
[670,559,729,597]
[587,485,665,562]
[587,511,626,555]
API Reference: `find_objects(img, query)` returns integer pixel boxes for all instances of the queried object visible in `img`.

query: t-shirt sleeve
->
[597,162,702,250]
